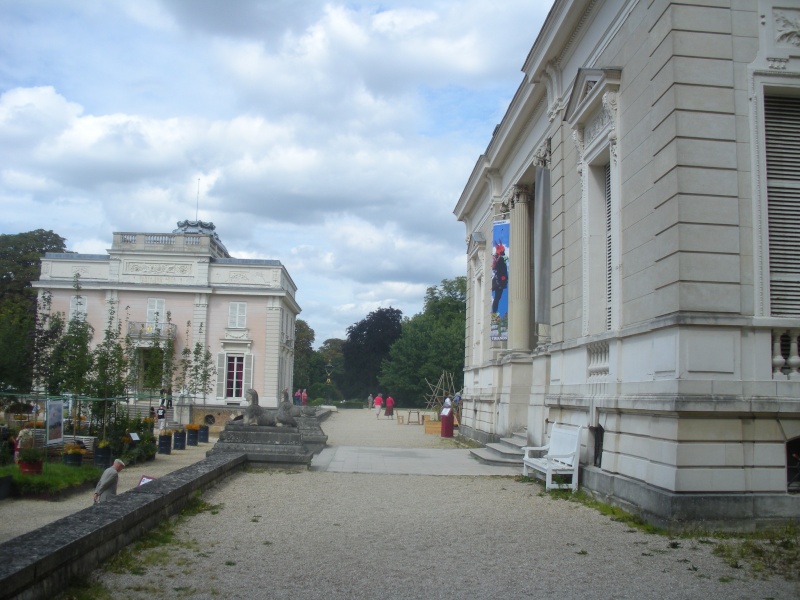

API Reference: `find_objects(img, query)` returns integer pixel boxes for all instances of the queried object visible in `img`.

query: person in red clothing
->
[301,389,308,406]
[374,393,383,418]
[384,395,395,419]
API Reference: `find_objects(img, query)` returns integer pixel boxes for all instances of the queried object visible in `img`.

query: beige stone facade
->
[454,0,800,527]
[33,221,299,409]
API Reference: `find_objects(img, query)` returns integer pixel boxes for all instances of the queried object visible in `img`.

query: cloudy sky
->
[0,0,553,346]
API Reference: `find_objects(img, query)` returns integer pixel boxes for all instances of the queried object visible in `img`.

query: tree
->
[292,319,316,390]
[379,278,466,407]
[188,323,215,404]
[342,307,403,398]
[0,229,66,392]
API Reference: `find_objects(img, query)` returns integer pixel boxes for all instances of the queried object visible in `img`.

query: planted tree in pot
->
[94,439,113,468]
[185,423,199,446]
[18,447,45,475]
[158,429,173,455]
[62,443,85,467]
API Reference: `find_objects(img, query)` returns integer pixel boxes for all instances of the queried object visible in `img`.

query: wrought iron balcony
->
[127,321,177,339]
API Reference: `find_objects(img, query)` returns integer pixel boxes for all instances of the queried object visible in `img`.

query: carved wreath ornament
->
[775,10,800,47]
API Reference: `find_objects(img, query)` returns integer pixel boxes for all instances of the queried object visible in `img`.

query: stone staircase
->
[130,404,180,430]
[469,430,527,468]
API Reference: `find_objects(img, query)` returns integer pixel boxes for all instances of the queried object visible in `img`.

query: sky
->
[0,0,554,347]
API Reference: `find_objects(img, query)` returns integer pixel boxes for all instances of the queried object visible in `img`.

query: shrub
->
[64,443,86,455]
[185,423,200,431]
[18,447,45,463]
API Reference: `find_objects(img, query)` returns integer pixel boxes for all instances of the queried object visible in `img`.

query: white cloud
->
[0,0,554,345]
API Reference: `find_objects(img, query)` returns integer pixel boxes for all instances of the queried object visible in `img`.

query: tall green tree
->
[0,229,66,392]
[342,307,403,398]
[379,277,466,406]
[292,319,316,390]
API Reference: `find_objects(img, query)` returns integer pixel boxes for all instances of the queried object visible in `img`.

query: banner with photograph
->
[47,400,64,445]
[491,220,510,341]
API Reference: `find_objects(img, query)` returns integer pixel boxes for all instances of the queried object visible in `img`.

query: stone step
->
[469,447,523,467]
[498,435,527,451]
[486,442,524,458]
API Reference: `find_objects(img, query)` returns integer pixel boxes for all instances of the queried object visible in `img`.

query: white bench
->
[522,423,582,491]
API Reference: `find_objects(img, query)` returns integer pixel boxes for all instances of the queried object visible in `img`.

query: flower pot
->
[173,431,186,450]
[158,435,172,455]
[19,460,43,475]
[94,446,113,468]
[198,425,209,443]
[0,475,12,499]
[186,429,199,446]
[62,453,83,467]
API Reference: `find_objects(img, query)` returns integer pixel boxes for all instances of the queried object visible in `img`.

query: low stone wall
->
[0,452,246,600]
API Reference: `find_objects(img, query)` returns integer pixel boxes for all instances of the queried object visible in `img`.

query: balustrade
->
[772,328,800,379]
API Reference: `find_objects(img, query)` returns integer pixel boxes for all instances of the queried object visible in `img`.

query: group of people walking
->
[367,393,395,419]
[293,389,308,406]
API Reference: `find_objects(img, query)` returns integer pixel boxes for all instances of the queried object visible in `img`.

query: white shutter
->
[605,162,612,331]
[244,354,254,392]
[766,95,800,316]
[216,353,226,398]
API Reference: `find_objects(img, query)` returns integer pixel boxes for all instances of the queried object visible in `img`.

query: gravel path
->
[84,409,798,599]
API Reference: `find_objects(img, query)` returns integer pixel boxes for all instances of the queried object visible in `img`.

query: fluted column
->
[509,186,531,351]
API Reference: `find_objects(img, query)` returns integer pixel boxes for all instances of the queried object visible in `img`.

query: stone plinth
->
[207,424,313,466]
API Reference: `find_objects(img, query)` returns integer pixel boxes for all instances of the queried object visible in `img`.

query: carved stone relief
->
[125,262,192,276]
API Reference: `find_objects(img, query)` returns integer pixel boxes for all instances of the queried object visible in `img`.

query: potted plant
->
[94,438,113,468]
[198,423,210,443]
[62,443,86,467]
[185,423,200,446]
[158,429,173,455]
[173,427,186,450]
[18,447,45,475]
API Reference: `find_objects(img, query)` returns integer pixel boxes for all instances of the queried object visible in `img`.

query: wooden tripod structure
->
[424,372,462,421]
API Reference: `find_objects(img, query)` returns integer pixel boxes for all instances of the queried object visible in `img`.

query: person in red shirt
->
[301,389,308,406]
[384,395,395,419]
[374,393,383,418]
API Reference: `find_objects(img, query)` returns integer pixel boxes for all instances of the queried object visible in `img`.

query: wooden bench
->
[522,423,582,491]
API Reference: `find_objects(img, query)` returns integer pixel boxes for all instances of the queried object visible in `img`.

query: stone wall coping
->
[0,452,246,600]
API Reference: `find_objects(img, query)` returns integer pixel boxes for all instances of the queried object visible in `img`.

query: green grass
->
[0,463,102,496]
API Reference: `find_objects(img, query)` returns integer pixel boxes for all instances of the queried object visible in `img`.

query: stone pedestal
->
[207,424,314,466]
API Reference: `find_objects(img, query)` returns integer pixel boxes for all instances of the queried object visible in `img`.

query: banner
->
[47,400,64,445]
[491,220,510,341]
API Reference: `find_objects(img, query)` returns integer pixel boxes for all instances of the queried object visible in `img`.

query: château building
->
[33,220,299,408]
[454,0,800,527]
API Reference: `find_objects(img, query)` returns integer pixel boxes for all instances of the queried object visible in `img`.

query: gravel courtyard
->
[82,409,798,600]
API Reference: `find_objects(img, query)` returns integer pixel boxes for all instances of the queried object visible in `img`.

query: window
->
[226,356,244,397]
[147,298,165,326]
[228,302,247,328]
[69,295,87,321]
[765,95,800,316]
[217,352,253,399]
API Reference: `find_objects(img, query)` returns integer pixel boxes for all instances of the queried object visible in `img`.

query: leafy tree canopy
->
[379,278,466,407]
[0,229,66,304]
[342,307,402,398]
[0,230,66,393]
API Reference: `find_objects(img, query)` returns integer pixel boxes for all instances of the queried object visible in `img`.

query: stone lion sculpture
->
[247,389,277,426]
[276,399,297,427]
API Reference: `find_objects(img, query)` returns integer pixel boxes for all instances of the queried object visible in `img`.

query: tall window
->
[228,302,247,328]
[69,295,87,321]
[147,298,165,325]
[766,95,800,316]
[218,353,253,399]
[226,355,244,397]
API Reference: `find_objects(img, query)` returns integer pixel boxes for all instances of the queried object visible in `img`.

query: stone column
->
[509,186,531,351]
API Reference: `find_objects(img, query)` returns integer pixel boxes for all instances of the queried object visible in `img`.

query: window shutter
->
[216,353,226,398]
[244,354,254,392]
[766,95,800,316]
[605,162,612,330]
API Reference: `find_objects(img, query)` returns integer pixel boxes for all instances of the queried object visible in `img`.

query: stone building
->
[454,0,800,527]
[33,220,299,408]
